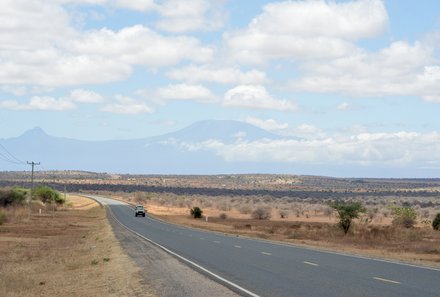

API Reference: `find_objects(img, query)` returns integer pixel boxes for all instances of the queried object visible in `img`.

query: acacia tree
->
[190,206,203,219]
[392,207,417,228]
[330,202,366,234]
[432,213,440,231]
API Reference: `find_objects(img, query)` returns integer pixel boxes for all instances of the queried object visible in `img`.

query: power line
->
[0,143,26,165]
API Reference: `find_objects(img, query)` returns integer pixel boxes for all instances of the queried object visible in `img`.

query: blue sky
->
[1,0,440,176]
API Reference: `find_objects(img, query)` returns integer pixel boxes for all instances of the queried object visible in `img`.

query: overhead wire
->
[0,143,26,165]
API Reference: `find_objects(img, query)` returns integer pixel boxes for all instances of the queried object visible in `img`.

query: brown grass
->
[89,192,440,267]
[0,195,154,297]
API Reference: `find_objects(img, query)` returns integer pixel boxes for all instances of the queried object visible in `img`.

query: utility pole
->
[27,161,40,218]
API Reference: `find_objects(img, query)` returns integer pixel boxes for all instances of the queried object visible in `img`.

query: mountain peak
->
[20,127,49,138]
[157,119,282,143]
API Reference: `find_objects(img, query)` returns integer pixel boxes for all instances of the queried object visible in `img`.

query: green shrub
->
[433,213,440,231]
[392,207,417,228]
[0,210,6,225]
[330,202,366,234]
[0,187,27,207]
[33,186,65,204]
[190,206,203,219]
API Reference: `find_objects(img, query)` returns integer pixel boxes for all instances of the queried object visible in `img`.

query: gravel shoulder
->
[107,208,240,297]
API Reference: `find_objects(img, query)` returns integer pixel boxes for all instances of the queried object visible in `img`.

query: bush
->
[0,210,6,225]
[190,206,203,219]
[331,202,366,234]
[251,207,271,220]
[33,186,64,204]
[433,213,440,230]
[0,187,27,207]
[392,207,417,228]
[219,213,227,220]
[279,209,289,219]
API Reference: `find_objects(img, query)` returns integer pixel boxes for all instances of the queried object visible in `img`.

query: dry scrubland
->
[105,191,440,267]
[0,195,153,297]
[1,172,440,267]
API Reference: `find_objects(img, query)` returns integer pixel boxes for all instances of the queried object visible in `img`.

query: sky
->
[1,0,440,176]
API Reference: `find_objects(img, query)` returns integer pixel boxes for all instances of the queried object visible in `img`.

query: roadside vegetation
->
[0,194,153,296]
[101,190,440,267]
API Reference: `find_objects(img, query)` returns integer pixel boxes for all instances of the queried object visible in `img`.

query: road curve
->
[92,196,440,297]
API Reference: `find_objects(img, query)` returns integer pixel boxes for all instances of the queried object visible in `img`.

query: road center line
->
[303,261,319,266]
[234,245,242,249]
[214,240,221,244]
[261,252,272,256]
[373,277,401,284]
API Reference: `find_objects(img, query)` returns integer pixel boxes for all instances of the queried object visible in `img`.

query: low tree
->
[392,207,417,228]
[330,202,366,234]
[251,207,271,220]
[190,206,203,219]
[433,213,440,231]
[0,187,27,207]
[33,186,64,204]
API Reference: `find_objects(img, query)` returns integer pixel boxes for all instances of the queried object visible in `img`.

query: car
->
[135,205,146,217]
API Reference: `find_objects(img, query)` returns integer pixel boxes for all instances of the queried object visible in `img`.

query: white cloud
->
[292,41,440,99]
[337,102,350,110]
[223,85,297,111]
[224,0,387,63]
[114,0,157,11]
[0,96,76,111]
[155,0,226,33]
[100,95,153,114]
[175,131,440,168]
[167,65,267,85]
[0,0,213,87]
[69,89,104,103]
[157,83,217,102]
[244,117,288,131]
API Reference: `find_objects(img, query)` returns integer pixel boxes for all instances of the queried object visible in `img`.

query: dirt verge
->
[0,195,153,297]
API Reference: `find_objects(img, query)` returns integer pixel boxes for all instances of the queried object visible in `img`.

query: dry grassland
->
[112,193,440,268]
[0,195,153,297]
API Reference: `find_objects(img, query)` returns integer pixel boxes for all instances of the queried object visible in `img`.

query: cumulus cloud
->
[69,89,104,103]
[166,65,267,85]
[224,0,388,63]
[100,95,153,114]
[223,85,298,111]
[0,88,104,111]
[155,0,226,33]
[174,131,440,169]
[157,83,217,102]
[244,117,288,131]
[113,0,157,11]
[0,96,76,111]
[291,41,440,100]
[0,1,213,87]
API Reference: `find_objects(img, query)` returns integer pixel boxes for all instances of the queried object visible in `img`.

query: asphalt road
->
[92,196,440,297]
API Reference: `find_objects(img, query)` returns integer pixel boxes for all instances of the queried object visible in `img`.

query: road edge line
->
[105,203,261,297]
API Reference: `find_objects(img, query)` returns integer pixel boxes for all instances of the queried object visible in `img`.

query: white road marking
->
[303,261,319,267]
[234,245,242,249]
[214,240,221,244]
[373,277,401,284]
[200,237,205,240]
[105,205,261,297]
[261,252,272,256]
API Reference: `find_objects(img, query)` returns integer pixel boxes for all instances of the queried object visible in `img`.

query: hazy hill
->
[0,120,295,174]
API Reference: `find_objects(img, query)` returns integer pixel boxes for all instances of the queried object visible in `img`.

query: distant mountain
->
[0,120,298,174]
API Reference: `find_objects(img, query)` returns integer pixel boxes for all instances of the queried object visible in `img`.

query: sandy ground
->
[0,195,154,297]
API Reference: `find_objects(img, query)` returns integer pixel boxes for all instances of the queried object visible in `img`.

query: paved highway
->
[92,196,440,297]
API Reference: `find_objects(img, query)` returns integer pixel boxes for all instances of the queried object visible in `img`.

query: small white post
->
[39,209,41,216]
[206,216,209,222]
